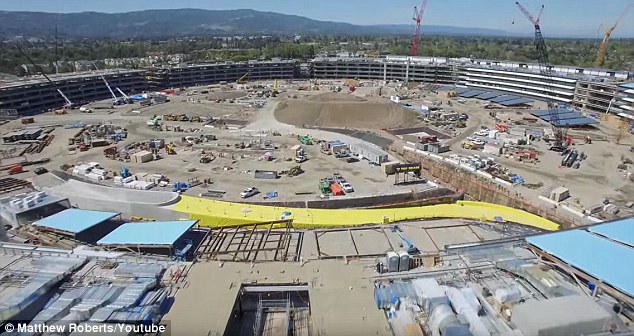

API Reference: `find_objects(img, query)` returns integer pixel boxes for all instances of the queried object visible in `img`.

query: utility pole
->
[54,25,59,74]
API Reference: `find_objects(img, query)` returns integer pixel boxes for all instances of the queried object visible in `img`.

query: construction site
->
[1,1,634,335]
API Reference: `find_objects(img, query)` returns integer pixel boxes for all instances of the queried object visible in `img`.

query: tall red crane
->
[410,0,428,56]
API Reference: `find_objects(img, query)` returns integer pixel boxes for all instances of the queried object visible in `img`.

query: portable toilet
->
[398,250,410,272]
[386,252,399,273]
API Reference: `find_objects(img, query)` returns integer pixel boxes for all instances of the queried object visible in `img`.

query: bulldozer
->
[298,135,313,145]
[287,165,304,177]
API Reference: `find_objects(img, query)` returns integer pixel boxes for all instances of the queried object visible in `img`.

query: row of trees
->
[0,35,631,75]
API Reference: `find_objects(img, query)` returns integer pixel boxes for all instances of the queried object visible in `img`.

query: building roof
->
[97,220,197,247]
[458,90,486,98]
[588,217,634,247]
[531,109,599,127]
[498,98,534,106]
[491,95,519,103]
[475,91,504,100]
[619,82,634,89]
[526,228,634,297]
[33,209,120,235]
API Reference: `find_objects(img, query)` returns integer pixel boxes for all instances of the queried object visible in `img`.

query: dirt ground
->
[3,81,633,221]
[275,92,421,129]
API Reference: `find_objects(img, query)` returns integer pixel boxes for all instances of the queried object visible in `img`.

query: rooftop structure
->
[33,208,120,237]
[531,108,599,127]
[0,190,70,230]
[527,217,634,300]
[97,220,198,247]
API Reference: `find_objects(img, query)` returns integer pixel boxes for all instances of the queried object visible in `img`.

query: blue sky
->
[2,0,633,37]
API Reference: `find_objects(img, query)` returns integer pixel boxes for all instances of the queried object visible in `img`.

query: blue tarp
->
[527,229,634,297]
[97,220,197,246]
[588,218,634,247]
[34,209,120,235]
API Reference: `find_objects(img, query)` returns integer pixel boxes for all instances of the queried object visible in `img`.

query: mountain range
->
[0,9,515,39]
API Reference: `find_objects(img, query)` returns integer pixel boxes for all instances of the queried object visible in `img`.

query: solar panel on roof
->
[491,95,520,103]
[531,109,598,127]
[498,98,533,106]
[455,87,471,94]
[459,90,486,98]
[476,92,503,100]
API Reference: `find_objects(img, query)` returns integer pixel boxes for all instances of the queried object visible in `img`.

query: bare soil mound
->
[306,92,367,103]
[274,95,420,128]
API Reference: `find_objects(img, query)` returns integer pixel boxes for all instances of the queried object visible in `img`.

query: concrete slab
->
[426,226,480,250]
[165,260,391,336]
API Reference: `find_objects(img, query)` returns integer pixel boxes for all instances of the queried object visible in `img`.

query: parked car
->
[34,167,49,175]
[340,182,354,193]
[474,130,489,136]
[346,157,359,163]
[472,139,485,146]
[240,187,259,198]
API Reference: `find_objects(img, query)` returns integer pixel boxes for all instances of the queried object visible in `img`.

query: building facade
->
[1,57,632,120]
[0,70,147,115]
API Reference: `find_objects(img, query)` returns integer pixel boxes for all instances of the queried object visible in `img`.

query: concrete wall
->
[240,186,460,209]
[41,179,185,221]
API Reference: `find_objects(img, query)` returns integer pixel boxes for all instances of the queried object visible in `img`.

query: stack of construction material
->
[123,180,155,190]
[131,150,154,164]
[115,176,136,186]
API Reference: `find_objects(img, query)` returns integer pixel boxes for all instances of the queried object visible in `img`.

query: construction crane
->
[410,0,429,56]
[14,44,74,109]
[595,2,634,67]
[93,63,121,105]
[236,72,249,84]
[116,87,132,104]
[515,2,566,150]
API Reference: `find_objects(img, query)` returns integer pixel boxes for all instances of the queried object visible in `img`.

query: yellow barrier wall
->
[173,196,560,231]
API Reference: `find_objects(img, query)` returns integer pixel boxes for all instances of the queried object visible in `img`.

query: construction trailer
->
[349,142,388,165]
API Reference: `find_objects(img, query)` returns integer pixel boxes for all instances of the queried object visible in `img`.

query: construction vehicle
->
[272,79,279,97]
[391,225,419,254]
[15,44,74,110]
[287,165,304,177]
[319,179,332,195]
[461,141,481,150]
[172,181,192,193]
[295,147,308,163]
[116,87,133,104]
[410,0,429,56]
[200,154,214,163]
[8,164,24,175]
[516,2,567,152]
[298,135,313,145]
[595,3,633,67]
[93,62,123,105]
[166,144,176,155]
[236,72,249,84]
[120,165,130,178]
[147,115,163,127]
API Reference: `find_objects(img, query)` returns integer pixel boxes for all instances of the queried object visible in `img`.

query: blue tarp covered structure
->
[34,209,120,236]
[527,217,634,298]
